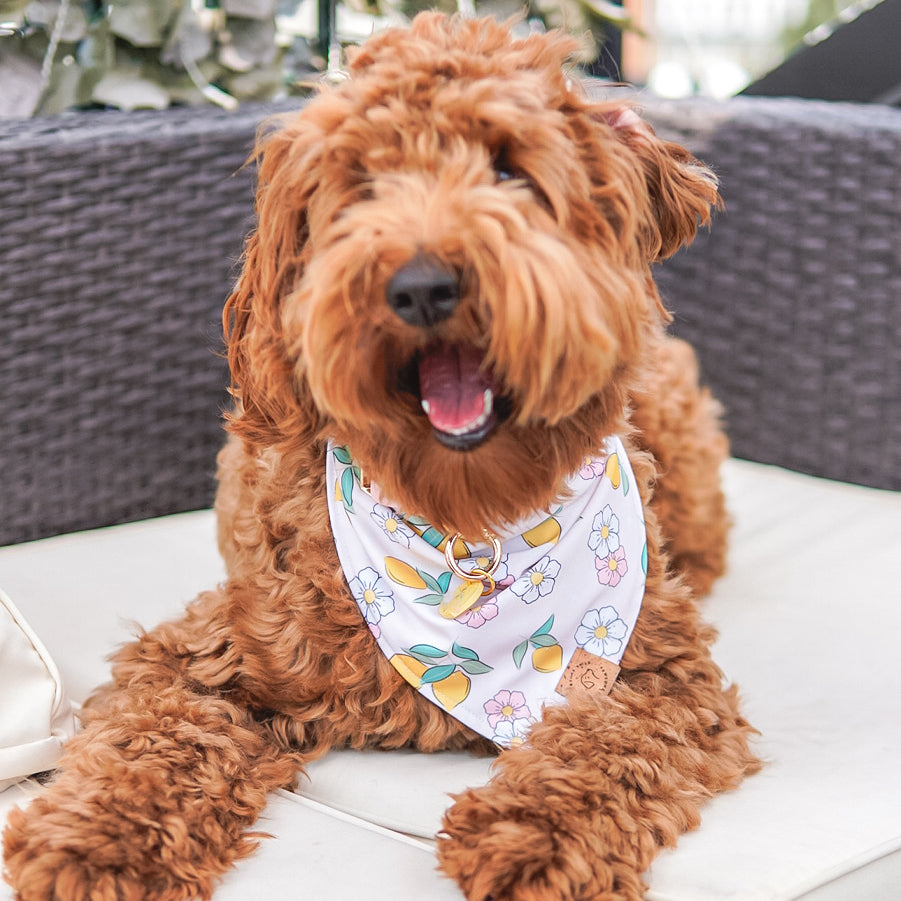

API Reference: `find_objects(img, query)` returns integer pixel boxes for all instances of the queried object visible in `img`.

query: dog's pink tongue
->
[418,343,492,435]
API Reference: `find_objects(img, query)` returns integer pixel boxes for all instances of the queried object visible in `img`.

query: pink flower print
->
[579,456,605,480]
[596,547,628,587]
[457,601,499,629]
[484,690,531,729]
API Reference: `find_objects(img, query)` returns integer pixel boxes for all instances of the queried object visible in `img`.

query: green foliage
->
[0,0,631,116]
[0,0,314,115]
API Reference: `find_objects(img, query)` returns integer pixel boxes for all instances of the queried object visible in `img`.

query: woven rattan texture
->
[645,96,901,492]
[0,105,295,545]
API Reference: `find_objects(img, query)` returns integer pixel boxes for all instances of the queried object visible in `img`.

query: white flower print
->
[349,566,395,626]
[575,606,629,658]
[510,555,560,604]
[588,504,621,558]
[492,717,533,748]
[370,504,416,547]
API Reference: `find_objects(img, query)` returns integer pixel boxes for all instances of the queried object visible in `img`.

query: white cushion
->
[1,460,899,899]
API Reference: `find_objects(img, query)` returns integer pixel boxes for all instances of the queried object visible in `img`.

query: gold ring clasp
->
[444,530,502,587]
[468,568,497,597]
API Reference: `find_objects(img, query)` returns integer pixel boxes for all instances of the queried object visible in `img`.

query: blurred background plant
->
[1,0,888,116]
[0,0,634,116]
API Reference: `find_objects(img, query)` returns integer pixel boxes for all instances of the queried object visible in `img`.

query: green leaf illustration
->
[405,514,431,528]
[513,640,529,669]
[419,570,443,595]
[414,593,444,606]
[451,642,479,661]
[420,527,445,548]
[459,659,493,676]
[529,633,558,648]
[420,664,457,684]
[333,446,353,465]
[437,571,453,593]
[533,615,555,637]
[622,467,630,496]
[340,467,354,511]
[407,644,446,659]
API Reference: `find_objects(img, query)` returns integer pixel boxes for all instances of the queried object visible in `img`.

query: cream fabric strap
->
[325,437,647,748]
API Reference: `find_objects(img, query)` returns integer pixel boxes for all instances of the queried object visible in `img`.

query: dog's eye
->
[492,147,518,183]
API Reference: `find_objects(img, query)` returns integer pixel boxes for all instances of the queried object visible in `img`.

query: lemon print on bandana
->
[326,435,647,748]
[394,643,493,711]
[521,514,562,548]
[512,615,563,673]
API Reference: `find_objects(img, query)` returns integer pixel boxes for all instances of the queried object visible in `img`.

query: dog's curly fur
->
[3,14,759,900]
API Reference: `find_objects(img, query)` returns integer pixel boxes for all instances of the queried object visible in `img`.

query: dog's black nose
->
[386,253,460,327]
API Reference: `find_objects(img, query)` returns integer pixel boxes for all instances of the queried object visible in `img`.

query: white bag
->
[0,587,76,792]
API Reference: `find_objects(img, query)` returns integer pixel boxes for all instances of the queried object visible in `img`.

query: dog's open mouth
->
[416,342,505,450]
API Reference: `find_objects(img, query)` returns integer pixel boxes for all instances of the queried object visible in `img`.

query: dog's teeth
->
[421,399,431,415]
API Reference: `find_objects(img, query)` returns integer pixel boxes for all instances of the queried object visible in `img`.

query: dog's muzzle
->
[387,254,507,451]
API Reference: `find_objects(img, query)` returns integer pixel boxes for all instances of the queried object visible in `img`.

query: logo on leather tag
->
[556,648,620,698]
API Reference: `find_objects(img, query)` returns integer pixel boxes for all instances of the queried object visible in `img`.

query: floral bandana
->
[325,437,647,748]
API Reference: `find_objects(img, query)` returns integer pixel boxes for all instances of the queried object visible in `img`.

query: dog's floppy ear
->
[600,106,720,262]
[223,113,323,446]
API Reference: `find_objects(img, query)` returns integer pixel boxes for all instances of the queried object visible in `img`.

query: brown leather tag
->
[556,648,620,698]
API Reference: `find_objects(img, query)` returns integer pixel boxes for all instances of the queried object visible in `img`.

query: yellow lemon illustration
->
[522,516,562,548]
[384,557,427,590]
[390,654,429,688]
[531,644,563,673]
[432,671,471,710]
[605,453,622,489]
[335,478,343,503]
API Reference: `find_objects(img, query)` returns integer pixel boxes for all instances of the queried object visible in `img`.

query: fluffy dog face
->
[226,13,717,539]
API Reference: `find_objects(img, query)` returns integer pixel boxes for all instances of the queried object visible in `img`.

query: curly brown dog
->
[3,13,759,901]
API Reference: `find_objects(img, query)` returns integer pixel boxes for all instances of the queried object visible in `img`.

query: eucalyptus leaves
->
[0,0,314,116]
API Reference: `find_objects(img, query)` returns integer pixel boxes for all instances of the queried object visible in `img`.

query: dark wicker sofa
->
[1,94,899,546]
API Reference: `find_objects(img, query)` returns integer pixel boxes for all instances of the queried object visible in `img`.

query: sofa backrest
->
[644,95,901,493]
[0,105,265,544]
[1,95,898,545]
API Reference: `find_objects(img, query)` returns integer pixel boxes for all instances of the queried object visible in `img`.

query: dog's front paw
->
[4,802,137,901]
[437,783,644,901]
[3,799,217,901]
